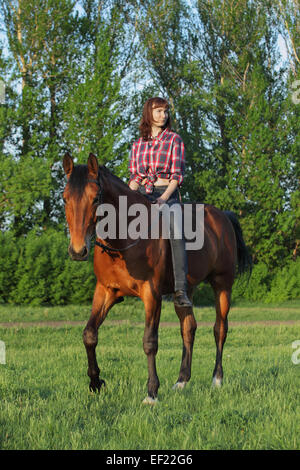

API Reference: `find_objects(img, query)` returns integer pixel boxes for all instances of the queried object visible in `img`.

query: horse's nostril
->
[81,246,88,257]
[69,244,88,260]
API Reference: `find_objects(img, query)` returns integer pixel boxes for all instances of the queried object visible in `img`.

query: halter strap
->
[95,238,141,254]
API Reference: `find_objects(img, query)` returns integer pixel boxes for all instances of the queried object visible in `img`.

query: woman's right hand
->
[129,180,140,191]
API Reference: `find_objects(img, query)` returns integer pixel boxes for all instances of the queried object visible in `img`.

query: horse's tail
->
[224,210,252,279]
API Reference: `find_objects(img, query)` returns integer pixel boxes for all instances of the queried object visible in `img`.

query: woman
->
[128,97,192,308]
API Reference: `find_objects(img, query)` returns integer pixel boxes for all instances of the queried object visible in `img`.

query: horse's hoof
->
[212,376,222,388]
[142,396,158,405]
[172,381,187,390]
[89,378,106,393]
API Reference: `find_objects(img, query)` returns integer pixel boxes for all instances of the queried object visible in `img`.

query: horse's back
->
[184,202,237,287]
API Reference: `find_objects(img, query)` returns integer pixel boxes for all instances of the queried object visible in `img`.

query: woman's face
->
[151,106,169,127]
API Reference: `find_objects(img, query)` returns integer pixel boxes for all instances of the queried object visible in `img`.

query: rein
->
[88,176,141,255]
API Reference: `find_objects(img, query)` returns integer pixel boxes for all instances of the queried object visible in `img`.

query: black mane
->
[98,165,127,188]
[99,165,150,204]
[68,163,150,205]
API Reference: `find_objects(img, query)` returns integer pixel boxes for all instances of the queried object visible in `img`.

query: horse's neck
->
[98,172,152,246]
[100,172,150,209]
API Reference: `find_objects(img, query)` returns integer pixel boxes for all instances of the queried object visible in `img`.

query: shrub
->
[193,282,215,306]
[0,231,20,303]
[265,258,300,303]
[2,229,95,306]
[232,262,272,302]
[0,228,299,305]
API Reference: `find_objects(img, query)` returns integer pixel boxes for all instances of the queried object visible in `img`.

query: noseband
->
[88,175,141,255]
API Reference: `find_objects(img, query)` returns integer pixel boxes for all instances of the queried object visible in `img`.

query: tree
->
[62,5,125,168]
[193,0,299,267]
[128,0,299,267]
[0,0,85,233]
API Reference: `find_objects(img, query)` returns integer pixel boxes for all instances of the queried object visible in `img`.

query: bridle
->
[88,175,141,255]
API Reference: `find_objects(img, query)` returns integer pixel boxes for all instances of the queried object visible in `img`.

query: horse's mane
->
[99,165,128,189]
[99,165,150,204]
[69,163,149,204]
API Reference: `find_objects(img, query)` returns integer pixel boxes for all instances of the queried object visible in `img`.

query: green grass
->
[0,298,299,324]
[0,320,299,449]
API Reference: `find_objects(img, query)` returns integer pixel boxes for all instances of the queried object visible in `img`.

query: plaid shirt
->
[129,129,185,193]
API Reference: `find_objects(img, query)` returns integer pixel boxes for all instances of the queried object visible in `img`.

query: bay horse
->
[62,152,252,403]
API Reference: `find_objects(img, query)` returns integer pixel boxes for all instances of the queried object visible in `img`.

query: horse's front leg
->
[83,283,117,392]
[141,285,162,404]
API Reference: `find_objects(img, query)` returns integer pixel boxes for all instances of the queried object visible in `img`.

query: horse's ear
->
[88,153,99,178]
[63,152,74,179]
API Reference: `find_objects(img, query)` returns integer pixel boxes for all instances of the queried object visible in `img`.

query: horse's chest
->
[95,255,141,294]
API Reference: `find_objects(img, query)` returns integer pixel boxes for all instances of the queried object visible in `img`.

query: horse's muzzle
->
[68,244,89,261]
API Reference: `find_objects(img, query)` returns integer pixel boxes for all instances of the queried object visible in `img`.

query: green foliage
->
[0,231,20,303]
[0,229,299,306]
[193,282,216,306]
[232,262,272,302]
[62,17,126,172]
[0,0,299,304]
[231,259,300,304]
[265,258,300,303]
[0,229,95,306]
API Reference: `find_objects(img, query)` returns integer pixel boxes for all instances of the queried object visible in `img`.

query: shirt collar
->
[151,128,168,141]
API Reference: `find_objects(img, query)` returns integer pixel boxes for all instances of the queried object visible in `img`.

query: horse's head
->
[63,152,100,261]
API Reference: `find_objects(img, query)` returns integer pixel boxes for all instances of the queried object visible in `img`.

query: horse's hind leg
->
[83,283,117,392]
[142,285,162,404]
[173,288,197,390]
[211,278,232,387]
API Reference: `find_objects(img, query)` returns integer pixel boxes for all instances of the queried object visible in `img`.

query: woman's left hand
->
[155,180,178,205]
[156,196,168,205]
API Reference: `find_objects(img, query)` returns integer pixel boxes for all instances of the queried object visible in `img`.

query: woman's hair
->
[139,97,171,141]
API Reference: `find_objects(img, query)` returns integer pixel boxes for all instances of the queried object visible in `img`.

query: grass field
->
[0,301,299,450]
[0,297,300,324]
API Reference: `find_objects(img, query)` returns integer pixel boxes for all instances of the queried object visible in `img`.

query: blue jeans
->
[138,185,188,291]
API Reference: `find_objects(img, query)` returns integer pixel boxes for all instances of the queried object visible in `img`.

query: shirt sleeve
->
[169,135,185,185]
[129,142,143,185]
